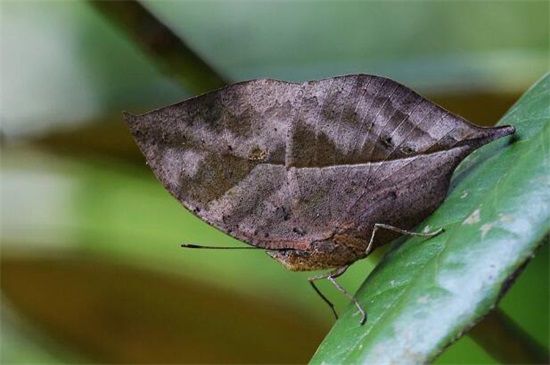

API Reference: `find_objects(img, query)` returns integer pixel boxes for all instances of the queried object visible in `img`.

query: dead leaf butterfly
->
[125,75,515,324]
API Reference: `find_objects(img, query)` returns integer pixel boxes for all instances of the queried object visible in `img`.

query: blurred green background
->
[1,1,548,363]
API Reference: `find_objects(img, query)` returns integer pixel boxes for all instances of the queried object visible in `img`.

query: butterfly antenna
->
[180,243,263,250]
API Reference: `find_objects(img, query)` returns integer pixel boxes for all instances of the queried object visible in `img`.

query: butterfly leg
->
[327,271,367,325]
[365,223,444,255]
[309,265,367,324]
[308,271,340,320]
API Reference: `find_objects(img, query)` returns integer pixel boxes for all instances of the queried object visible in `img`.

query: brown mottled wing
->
[125,75,514,250]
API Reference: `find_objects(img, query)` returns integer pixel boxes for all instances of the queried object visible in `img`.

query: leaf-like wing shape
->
[125,75,514,261]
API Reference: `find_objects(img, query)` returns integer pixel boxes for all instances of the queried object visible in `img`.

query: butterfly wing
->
[125,75,514,250]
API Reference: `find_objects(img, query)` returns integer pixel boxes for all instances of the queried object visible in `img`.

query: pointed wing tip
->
[495,124,516,137]
[478,123,515,140]
[487,124,516,144]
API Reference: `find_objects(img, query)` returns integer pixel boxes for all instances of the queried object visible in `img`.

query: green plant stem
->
[89,0,229,94]
[469,308,549,364]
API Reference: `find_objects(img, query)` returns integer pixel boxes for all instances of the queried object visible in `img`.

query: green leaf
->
[310,73,550,364]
